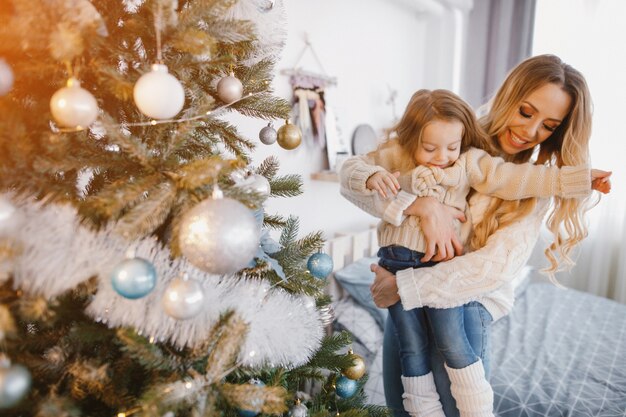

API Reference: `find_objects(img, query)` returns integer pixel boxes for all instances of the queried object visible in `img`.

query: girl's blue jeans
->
[377,245,493,416]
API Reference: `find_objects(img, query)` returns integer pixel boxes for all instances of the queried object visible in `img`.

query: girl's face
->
[497,83,572,155]
[413,119,463,168]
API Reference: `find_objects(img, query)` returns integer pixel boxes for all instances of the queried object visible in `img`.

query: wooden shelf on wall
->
[311,170,339,182]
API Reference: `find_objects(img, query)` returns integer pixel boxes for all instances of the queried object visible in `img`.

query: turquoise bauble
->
[335,375,358,398]
[111,257,157,299]
[307,253,333,279]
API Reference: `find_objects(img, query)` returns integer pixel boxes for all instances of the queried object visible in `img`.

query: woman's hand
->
[404,197,466,262]
[370,264,400,308]
[366,171,400,199]
[591,169,612,194]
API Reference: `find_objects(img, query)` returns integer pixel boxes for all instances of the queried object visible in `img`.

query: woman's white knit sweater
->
[339,141,591,321]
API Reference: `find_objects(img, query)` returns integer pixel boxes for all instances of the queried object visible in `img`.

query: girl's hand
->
[591,169,612,194]
[366,171,401,199]
[370,264,400,308]
[404,197,465,262]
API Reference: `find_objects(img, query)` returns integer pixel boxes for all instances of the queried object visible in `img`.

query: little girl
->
[339,89,608,417]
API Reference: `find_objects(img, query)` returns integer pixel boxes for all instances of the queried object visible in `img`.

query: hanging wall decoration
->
[280,35,348,170]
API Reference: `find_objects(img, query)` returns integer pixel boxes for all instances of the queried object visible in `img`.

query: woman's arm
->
[394,199,550,310]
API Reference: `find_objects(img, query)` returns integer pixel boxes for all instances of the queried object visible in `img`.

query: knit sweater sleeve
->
[396,198,549,310]
[462,147,591,199]
[339,153,417,226]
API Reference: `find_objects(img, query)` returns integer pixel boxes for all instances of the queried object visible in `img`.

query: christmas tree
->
[0,1,387,416]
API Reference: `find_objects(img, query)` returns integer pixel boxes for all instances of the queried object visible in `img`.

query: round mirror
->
[351,124,378,155]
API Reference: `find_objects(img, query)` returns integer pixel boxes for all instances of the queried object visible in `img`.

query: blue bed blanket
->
[491,283,626,416]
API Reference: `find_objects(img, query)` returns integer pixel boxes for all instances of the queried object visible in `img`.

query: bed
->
[324,228,626,416]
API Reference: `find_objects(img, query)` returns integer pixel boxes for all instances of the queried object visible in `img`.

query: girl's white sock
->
[445,359,495,417]
[401,373,446,417]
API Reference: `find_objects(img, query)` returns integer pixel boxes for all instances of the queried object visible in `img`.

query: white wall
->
[230,0,459,240]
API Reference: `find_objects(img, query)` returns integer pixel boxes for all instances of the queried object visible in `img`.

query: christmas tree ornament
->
[307,252,333,279]
[179,193,260,275]
[258,0,275,12]
[49,78,99,128]
[110,257,157,299]
[0,59,14,96]
[162,275,205,320]
[277,120,302,150]
[217,71,244,104]
[334,375,358,399]
[236,379,265,417]
[0,357,31,409]
[318,304,334,327]
[133,63,185,120]
[289,398,308,417]
[239,174,271,201]
[342,349,366,380]
[258,122,277,145]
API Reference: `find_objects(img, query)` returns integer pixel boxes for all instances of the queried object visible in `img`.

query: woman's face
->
[497,83,572,155]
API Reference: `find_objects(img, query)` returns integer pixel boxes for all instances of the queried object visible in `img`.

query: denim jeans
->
[378,245,436,376]
[382,303,493,417]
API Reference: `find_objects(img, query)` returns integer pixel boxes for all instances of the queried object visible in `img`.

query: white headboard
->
[323,226,378,301]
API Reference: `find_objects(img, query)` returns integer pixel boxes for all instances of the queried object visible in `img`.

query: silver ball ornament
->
[239,174,271,201]
[162,276,205,320]
[50,78,99,128]
[179,197,261,275]
[0,59,14,96]
[134,64,185,120]
[0,362,31,409]
[217,72,244,104]
[110,257,157,299]
[259,123,277,145]
[289,399,308,417]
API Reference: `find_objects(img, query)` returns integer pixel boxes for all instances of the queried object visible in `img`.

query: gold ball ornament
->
[342,351,366,380]
[277,120,302,150]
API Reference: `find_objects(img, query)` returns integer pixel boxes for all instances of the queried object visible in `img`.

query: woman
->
[341,54,611,417]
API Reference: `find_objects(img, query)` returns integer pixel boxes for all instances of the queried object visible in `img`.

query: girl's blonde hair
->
[381,89,496,172]
[473,54,594,278]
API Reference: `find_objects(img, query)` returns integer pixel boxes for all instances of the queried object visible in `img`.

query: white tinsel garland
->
[0,196,323,368]
[223,0,287,64]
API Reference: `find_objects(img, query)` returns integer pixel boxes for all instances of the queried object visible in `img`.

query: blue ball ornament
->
[235,379,265,417]
[111,257,157,299]
[307,253,333,279]
[335,375,358,398]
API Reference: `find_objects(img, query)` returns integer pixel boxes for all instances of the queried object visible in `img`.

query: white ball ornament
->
[217,71,244,104]
[179,196,261,275]
[50,78,99,128]
[162,275,205,320]
[133,64,185,120]
[0,358,31,409]
[0,59,14,96]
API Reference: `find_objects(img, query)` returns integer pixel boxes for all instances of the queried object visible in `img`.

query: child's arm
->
[339,154,418,226]
[400,148,594,200]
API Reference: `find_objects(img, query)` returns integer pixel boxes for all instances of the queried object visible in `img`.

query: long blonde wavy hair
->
[472,54,594,277]
[379,89,497,173]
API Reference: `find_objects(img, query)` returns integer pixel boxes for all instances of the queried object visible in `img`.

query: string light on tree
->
[133,64,185,120]
[277,119,302,150]
[49,78,99,129]
[179,186,260,275]
[0,59,14,96]
[162,274,205,320]
[307,252,333,279]
[258,122,277,145]
[110,256,157,299]
[217,71,244,104]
